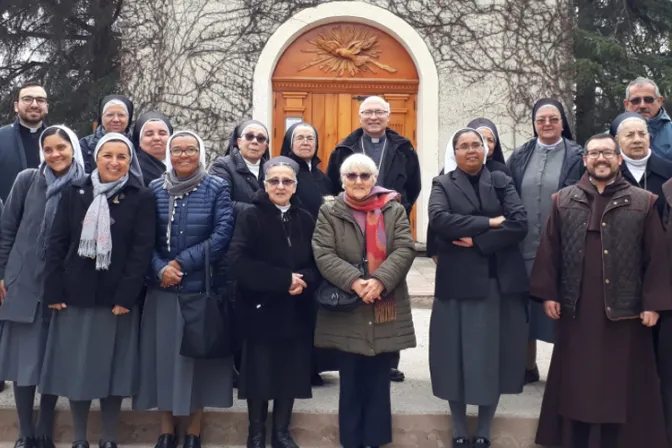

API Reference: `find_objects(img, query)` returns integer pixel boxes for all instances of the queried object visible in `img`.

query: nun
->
[39,133,155,448]
[132,111,174,186]
[208,120,270,215]
[0,125,86,448]
[610,112,672,218]
[428,128,528,447]
[227,156,320,448]
[428,118,511,260]
[506,98,584,383]
[80,95,135,174]
[134,130,234,448]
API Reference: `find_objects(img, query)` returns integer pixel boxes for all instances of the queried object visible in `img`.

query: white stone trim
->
[253,1,439,242]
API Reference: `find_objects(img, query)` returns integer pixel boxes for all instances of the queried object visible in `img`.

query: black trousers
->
[338,351,392,448]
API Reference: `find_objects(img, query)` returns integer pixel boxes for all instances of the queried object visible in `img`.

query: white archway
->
[252,1,439,241]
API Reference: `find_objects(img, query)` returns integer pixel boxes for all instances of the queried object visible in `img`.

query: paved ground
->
[0,257,553,419]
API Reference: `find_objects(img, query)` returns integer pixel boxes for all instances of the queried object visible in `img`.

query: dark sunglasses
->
[243,133,267,143]
[345,172,373,182]
[265,178,296,187]
[629,96,656,105]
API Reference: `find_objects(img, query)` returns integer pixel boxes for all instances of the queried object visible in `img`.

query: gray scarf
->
[163,165,207,250]
[38,161,86,259]
[78,170,129,270]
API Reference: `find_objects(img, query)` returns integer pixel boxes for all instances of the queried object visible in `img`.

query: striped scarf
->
[345,189,400,323]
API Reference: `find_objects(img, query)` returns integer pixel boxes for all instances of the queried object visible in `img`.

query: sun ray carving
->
[299,26,398,76]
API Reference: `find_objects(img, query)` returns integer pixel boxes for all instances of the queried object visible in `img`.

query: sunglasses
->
[345,172,373,182]
[243,133,267,143]
[629,96,656,105]
[266,178,296,187]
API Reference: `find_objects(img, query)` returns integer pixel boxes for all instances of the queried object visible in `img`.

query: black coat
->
[507,138,585,194]
[428,168,529,300]
[279,123,332,220]
[326,128,421,215]
[227,191,320,340]
[621,152,672,219]
[0,119,47,201]
[43,175,156,309]
[209,147,265,216]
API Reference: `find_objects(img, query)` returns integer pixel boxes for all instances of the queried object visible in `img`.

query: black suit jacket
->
[428,168,529,300]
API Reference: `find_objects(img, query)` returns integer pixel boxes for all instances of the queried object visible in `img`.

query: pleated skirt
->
[0,302,49,386]
[429,279,528,405]
[133,288,233,416]
[39,304,140,401]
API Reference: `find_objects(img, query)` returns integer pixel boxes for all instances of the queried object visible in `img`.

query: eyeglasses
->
[294,135,315,143]
[265,178,296,187]
[455,142,483,152]
[170,147,199,157]
[20,96,47,106]
[243,133,267,143]
[360,110,389,118]
[535,117,561,125]
[585,150,618,159]
[345,172,373,182]
[628,96,656,105]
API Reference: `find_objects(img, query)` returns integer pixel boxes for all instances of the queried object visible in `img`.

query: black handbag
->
[178,241,233,359]
[315,241,369,312]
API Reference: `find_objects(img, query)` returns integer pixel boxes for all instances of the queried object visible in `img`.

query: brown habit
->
[531,174,672,448]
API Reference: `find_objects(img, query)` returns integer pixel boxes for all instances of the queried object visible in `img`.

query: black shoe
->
[472,437,491,447]
[311,372,324,387]
[154,433,177,448]
[98,441,117,448]
[14,438,36,448]
[0,381,6,392]
[183,435,201,448]
[71,442,89,448]
[35,436,55,448]
[525,365,540,384]
[452,437,470,447]
[390,368,405,382]
[271,398,298,448]
[247,399,268,448]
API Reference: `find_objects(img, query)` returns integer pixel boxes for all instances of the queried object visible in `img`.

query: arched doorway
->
[270,22,420,235]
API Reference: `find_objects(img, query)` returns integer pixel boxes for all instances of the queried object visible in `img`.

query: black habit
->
[621,152,672,219]
[531,174,672,448]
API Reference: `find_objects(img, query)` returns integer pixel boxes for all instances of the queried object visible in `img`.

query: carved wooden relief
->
[298,26,397,76]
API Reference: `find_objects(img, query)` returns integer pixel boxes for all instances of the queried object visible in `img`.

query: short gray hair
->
[359,96,390,114]
[625,77,662,99]
[340,153,379,179]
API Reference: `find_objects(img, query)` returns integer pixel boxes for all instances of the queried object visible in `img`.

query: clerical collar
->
[537,137,563,150]
[20,122,42,134]
[363,133,386,144]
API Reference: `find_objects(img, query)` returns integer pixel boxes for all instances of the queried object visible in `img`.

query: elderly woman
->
[228,156,320,448]
[132,111,174,186]
[80,95,135,174]
[428,128,529,448]
[134,130,234,448]
[0,125,85,448]
[610,112,672,218]
[312,153,416,448]
[39,133,155,448]
[209,120,270,215]
[507,98,584,383]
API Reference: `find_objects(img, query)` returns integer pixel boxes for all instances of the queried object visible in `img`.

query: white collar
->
[621,149,652,167]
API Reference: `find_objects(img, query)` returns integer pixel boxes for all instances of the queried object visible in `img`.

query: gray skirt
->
[429,279,528,405]
[133,288,233,416]
[39,304,140,401]
[526,259,557,343]
[0,302,49,386]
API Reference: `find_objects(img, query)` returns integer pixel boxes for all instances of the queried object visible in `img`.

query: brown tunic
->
[531,175,672,447]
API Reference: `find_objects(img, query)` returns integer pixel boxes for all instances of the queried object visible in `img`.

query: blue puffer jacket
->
[149,174,234,292]
[649,107,672,162]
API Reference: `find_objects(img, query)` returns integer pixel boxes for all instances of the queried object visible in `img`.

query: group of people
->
[0,85,421,448]
[1,74,672,448]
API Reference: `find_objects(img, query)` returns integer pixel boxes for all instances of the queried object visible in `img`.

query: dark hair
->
[584,133,619,154]
[16,81,45,100]
[452,129,481,148]
[40,128,73,147]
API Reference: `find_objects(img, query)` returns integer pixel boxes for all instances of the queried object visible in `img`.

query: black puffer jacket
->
[208,147,265,216]
[326,128,421,215]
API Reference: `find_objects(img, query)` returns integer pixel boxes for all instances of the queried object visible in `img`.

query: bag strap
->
[205,240,211,296]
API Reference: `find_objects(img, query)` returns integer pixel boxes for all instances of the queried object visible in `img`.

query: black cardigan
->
[43,175,156,309]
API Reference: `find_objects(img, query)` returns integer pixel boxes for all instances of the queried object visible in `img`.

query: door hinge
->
[274,97,277,108]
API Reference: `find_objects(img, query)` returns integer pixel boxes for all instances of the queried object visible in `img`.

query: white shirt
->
[244,157,261,179]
